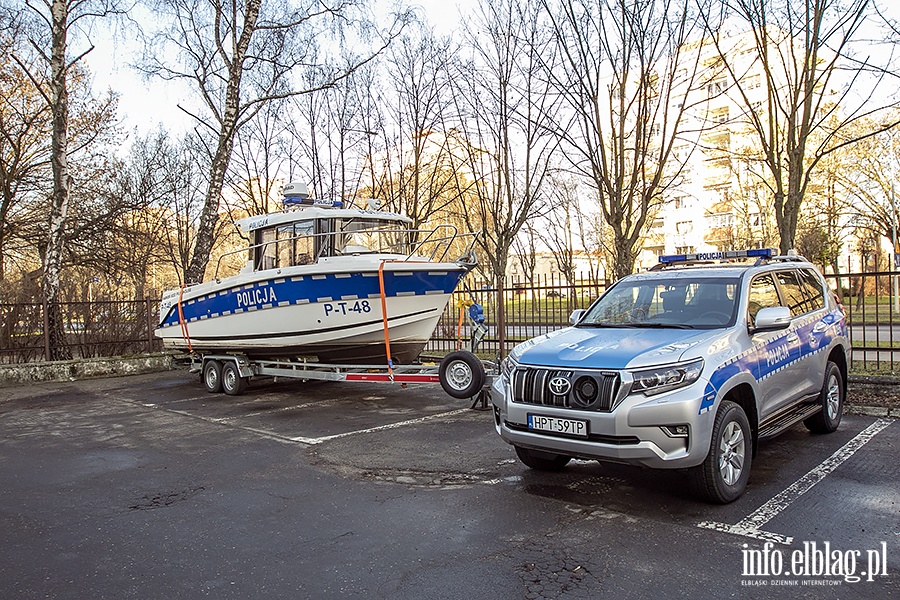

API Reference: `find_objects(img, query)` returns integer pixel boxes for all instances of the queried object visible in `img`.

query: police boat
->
[155,183,477,364]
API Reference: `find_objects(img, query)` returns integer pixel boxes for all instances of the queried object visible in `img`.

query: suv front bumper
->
[490,373,715,469]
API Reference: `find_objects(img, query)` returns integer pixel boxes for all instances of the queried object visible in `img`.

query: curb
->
[844,405,897,418]
[0,353,177,385]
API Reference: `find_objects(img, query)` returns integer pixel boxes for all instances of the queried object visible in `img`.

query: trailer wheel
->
[203,359,223,393]
[221,361,248,396]
[439,351,486,399]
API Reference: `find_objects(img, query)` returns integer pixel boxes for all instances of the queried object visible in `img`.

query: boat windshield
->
[332,218,413,255]
[580,277,740,329]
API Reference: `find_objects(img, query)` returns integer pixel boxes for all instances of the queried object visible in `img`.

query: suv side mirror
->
[569,309,586,325]
[753,306,792,331]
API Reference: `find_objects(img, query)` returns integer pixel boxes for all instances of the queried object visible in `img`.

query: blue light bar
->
[658,248,774,264]
[283,197,342,209]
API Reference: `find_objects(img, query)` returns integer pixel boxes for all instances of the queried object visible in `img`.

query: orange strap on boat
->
[455,297,473,350]
[377,261,394,381]
[176,285,193,354]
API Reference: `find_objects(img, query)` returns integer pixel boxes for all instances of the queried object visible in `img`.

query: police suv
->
[490,249,850,503]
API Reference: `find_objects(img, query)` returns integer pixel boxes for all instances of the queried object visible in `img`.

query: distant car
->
[490,249,850,503]
[546,290,566,298]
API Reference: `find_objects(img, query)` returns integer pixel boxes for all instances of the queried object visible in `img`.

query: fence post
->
[42,295,51,362]
[497,278,506,358]
[145,297,154,352]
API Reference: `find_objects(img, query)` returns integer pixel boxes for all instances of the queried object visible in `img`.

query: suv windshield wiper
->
[579,321,694,329]
[627,322,695,329]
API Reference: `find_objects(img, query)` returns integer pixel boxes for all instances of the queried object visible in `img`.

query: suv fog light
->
[662,425,689,438]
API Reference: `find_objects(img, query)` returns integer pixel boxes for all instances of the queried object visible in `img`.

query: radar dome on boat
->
[282,182,341,208]
[283,182,309,200]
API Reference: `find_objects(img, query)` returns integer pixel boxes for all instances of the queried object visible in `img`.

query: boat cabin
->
[235,206,415,273]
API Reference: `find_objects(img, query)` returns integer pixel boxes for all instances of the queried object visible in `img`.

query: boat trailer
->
[189,350,494,408]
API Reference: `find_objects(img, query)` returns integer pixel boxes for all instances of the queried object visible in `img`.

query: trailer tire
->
[221,361,248,396]
[203,360,223,393]
[439,351,486,399]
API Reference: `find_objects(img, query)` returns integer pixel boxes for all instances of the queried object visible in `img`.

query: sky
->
[82,1,472,139]
[80,1,898,143]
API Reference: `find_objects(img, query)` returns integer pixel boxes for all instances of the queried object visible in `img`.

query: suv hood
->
[510,326,717,370]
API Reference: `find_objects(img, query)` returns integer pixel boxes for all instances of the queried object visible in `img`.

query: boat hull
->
[155,260,467,363]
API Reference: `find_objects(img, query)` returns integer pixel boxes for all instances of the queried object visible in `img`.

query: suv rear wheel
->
[688,400,752,503]
[804,361,843,434]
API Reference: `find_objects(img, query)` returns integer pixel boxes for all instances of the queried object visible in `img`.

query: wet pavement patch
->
[129,486,205,511]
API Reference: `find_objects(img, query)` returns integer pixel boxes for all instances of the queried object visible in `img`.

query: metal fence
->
[3,270,899,373]
[0,299,161,364]
[426,270,900,375]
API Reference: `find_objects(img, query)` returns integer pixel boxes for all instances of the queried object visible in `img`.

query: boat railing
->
[408,225,479,263]
[213,224,479,280]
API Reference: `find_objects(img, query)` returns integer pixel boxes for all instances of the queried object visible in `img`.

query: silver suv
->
[490,249,850,503]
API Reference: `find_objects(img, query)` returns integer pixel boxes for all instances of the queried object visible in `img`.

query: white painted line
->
[142,395,213,406]
[293,408,471,445]
[217,398,342,421]
[698,417,894,545]
[116,398,302,445]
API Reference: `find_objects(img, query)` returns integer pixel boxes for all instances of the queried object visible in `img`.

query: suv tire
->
[688,400,752,503]
[514,446,571,471]
[804,361,843,434]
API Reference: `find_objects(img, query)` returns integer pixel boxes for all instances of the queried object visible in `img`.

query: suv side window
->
[799,269,826,311]
[748,273,780,323]
[776,270,810,316]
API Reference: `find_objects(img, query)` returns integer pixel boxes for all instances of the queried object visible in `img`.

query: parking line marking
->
[217,398,343,421]
[291,408,471,445]
[697,417,894,545]
[115,394,472,447]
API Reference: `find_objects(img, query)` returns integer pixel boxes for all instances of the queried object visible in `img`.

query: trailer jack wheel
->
[439,351,486,399]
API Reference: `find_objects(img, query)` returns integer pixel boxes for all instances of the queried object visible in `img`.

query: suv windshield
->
[580,277,740,329]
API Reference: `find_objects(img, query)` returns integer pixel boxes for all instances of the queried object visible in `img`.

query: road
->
[0,371,897,599]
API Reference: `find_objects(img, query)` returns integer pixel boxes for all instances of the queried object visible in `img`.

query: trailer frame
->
[189,351,494,407]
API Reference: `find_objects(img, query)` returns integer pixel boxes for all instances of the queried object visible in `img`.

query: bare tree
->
[536,176,580,293]
[451,0,560,285]
[700,0,900,254]
[540,0,707,280]
[226,99,292,217]
[839,119,900,256]
[10,0,125,359]
[144,0,410,284]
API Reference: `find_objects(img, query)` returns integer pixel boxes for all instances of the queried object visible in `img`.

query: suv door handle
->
[787,333,799,343]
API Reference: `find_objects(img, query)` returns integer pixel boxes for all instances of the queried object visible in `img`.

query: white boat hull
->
[155,257,468,363]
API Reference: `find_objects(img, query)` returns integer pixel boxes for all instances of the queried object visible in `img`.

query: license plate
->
[527,414,588,438]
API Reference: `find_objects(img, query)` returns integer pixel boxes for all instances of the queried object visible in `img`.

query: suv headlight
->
[630,358,704,396]
[500,355,519,382]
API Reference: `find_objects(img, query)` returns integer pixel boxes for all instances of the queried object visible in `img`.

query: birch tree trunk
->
[43,0,72,360]
[184,0,261,285]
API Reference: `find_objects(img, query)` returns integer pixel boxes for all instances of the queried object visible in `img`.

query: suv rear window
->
[776,270,810,316]
[799,268,826,311]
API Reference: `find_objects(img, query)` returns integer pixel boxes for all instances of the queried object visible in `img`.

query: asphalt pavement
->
[0,371,897,599]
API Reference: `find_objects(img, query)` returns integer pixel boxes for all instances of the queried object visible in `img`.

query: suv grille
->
[511,368,620,411]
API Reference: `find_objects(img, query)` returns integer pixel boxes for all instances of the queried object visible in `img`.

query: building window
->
[706,212,734,228]
[707,80,725,97]
[676,221,693,235]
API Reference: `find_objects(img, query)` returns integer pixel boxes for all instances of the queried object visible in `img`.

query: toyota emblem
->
[548,376,571,396]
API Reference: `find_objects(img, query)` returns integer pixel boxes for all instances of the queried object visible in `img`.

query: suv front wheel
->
[688,400,752,503]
